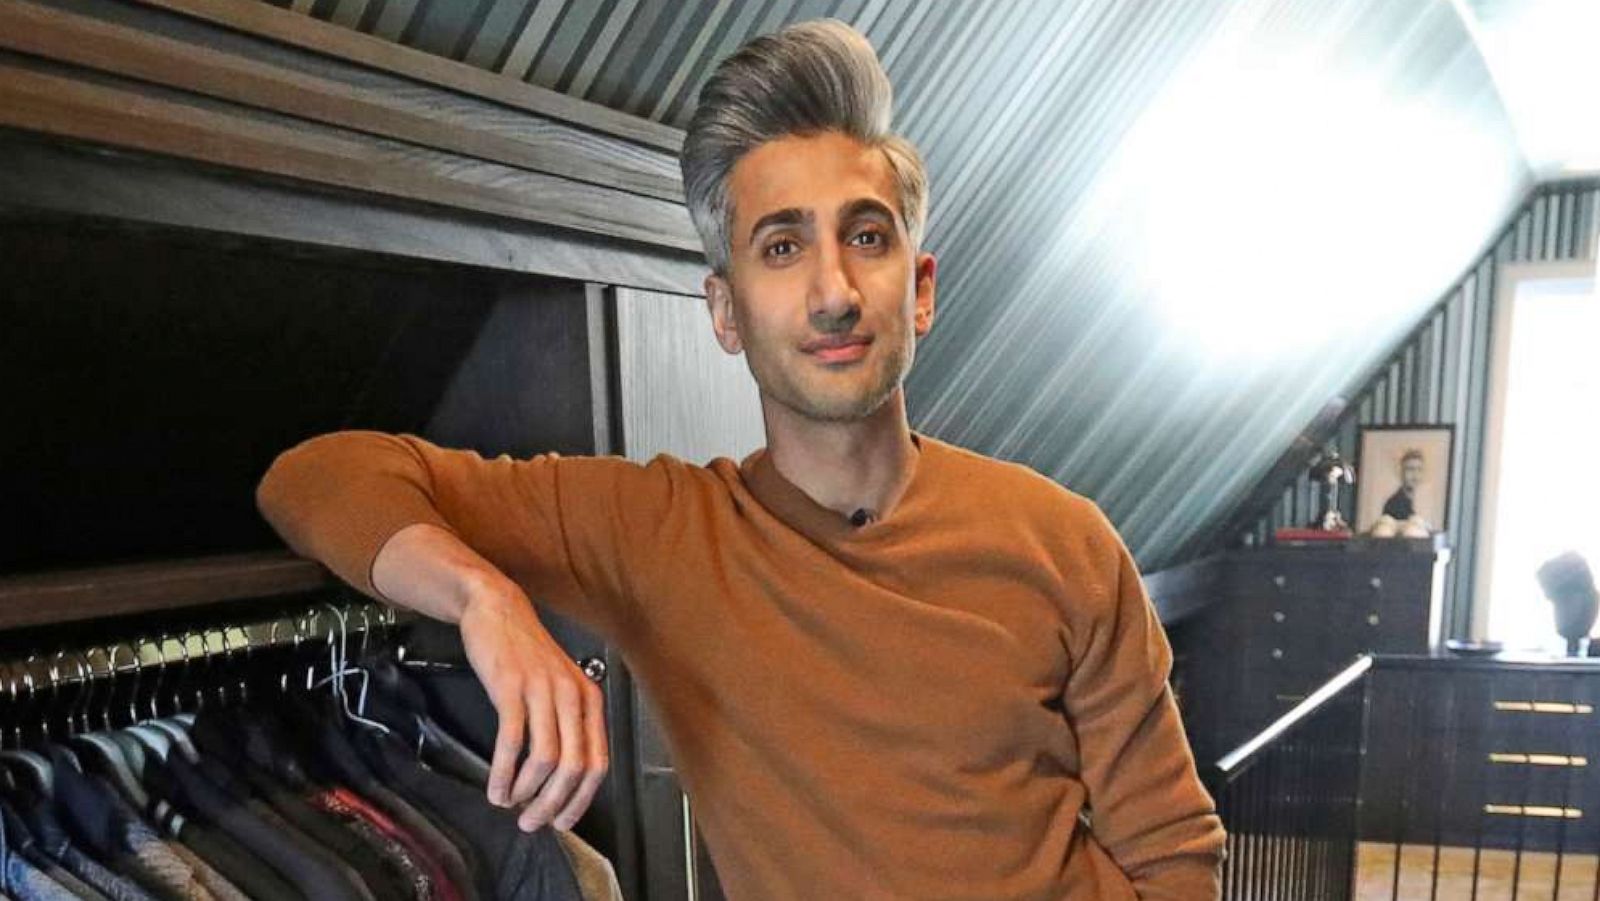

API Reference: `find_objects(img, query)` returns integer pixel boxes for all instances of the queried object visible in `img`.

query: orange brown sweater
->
[258,431,1224,900]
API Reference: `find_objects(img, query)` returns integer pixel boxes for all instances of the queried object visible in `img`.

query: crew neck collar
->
[740,432,934,546]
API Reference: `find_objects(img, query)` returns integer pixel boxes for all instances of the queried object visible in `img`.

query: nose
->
[807,235,861,334]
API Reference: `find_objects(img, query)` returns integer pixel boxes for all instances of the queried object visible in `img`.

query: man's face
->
[1401,456,1424,490]
[705,131,936,423]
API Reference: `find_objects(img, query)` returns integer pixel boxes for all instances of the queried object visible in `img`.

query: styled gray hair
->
[681,19,928,276]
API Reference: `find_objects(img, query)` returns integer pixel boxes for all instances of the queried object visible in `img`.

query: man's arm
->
[257,431,653,832]
[370,524,608,833]
[1063,511,1226,899]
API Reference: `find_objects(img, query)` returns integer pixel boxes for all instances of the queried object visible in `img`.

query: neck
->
[761,389,920,521]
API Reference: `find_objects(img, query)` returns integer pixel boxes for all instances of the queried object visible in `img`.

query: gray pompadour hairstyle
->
[681,19,928,276]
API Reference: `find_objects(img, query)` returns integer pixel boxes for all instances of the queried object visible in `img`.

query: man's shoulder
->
[553,451,745,501]
[922,434,1105,526]
[924,435,1128,597]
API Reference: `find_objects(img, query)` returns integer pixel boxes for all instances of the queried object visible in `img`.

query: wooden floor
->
[1357,842,1600,900]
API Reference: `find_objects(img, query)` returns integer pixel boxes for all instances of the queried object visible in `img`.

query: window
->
[1480,271,1599,651]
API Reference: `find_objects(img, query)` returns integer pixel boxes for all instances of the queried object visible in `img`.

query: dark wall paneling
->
[3,0,683,201]
[138,0,685,152]
[288,0,931,131]
[0,136,706,295]
[613,287,765,467]
[0,0,704,262]
[1232,181,1600,640]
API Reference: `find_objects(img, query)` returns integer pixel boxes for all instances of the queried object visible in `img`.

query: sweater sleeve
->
[1063,510,1225,900]
[255,430,681,641]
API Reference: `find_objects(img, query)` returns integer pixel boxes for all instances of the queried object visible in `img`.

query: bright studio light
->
[1456,0,1600,177]
[1100,45,1516,362]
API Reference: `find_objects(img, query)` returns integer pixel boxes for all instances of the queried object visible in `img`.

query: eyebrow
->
[747,208,810,246]
[746,199,898,246]
[838,198,897,226]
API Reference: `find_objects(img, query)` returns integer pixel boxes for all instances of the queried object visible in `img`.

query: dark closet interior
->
[0,209,658,897]
[2,216,596,573]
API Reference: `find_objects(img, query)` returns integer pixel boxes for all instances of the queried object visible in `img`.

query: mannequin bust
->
[1538,552,1600,657]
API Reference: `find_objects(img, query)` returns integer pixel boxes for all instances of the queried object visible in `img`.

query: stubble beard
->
[748,328,912,424]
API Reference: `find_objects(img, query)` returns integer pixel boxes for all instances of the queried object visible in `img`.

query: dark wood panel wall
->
[1215,181,1600,640]
[0,0,707,294]
[0,6,720,898]
[614,287,766,468]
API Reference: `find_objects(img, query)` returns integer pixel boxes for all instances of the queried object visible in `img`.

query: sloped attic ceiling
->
[264,0,1534,570]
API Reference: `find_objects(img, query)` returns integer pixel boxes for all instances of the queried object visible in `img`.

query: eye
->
[849,228,887,250]
[764,238,799,260]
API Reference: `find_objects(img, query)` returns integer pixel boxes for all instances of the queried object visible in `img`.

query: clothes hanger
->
[102,641,150,781]
[124,639,172,763]
[310,603,391,736]
[150,632,200,762]
[69,646,148,809]
[0,660,53,796]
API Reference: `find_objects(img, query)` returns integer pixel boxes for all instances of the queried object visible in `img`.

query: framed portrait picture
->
[1355,425,1454,536]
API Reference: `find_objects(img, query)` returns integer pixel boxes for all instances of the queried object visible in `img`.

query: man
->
[1372,449,1432,538]
[1382,450,1425,522]
[258,20,1223,900]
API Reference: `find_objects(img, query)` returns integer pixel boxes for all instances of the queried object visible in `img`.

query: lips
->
[802,334,872,364]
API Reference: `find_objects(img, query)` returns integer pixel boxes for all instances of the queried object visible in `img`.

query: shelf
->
[0,551,335,630]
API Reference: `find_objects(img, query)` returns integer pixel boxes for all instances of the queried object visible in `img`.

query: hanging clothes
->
[0,611,609,901]
[358,659,621,901]
[0,804,77,901]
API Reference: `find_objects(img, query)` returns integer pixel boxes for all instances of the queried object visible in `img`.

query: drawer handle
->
[1272,611,1286,623]
[1273,575,1287,589]
[1369,576,1383,590]
[1494,701,1594,714]
[1367,613,1380,626]
[1271,648,1284,660]
[1484,804,1582,819]
[1488,753,1588,767]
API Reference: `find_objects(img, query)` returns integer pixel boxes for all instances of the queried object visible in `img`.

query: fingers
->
[507,681,559,805]
[518,677,585,831]
[553,681,609,831]
[486,688,526,807]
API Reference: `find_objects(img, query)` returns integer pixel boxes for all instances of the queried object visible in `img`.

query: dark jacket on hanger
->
[0,801,110,901]
[358,732,583,901]
[284,700,478,901]
[14,795,147,901]
[144,751,368,901]
[187,712,414,901]
[44,746,211,901]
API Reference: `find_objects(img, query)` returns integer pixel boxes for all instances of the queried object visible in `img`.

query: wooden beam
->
[0,2,684,203]
[0,552,333,630]
[0,137,708,295]
[0,61,701,252]
[127,0,686,153]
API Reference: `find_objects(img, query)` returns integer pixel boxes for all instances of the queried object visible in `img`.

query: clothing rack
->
[0,600,404,747]
[0,595,614,900]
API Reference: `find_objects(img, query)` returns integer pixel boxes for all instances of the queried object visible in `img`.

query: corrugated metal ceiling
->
[264,0,1536,570]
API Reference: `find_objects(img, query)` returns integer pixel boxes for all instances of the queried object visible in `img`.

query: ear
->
[912,252,937,338]
[705,273,744,355]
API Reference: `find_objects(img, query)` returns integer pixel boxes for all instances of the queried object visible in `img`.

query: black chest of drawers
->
[1362,657,1600,852]
[1171,538,1449,765]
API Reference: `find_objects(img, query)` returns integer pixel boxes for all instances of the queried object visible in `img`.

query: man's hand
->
[459,587,610,832]
[370,523,609,833]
